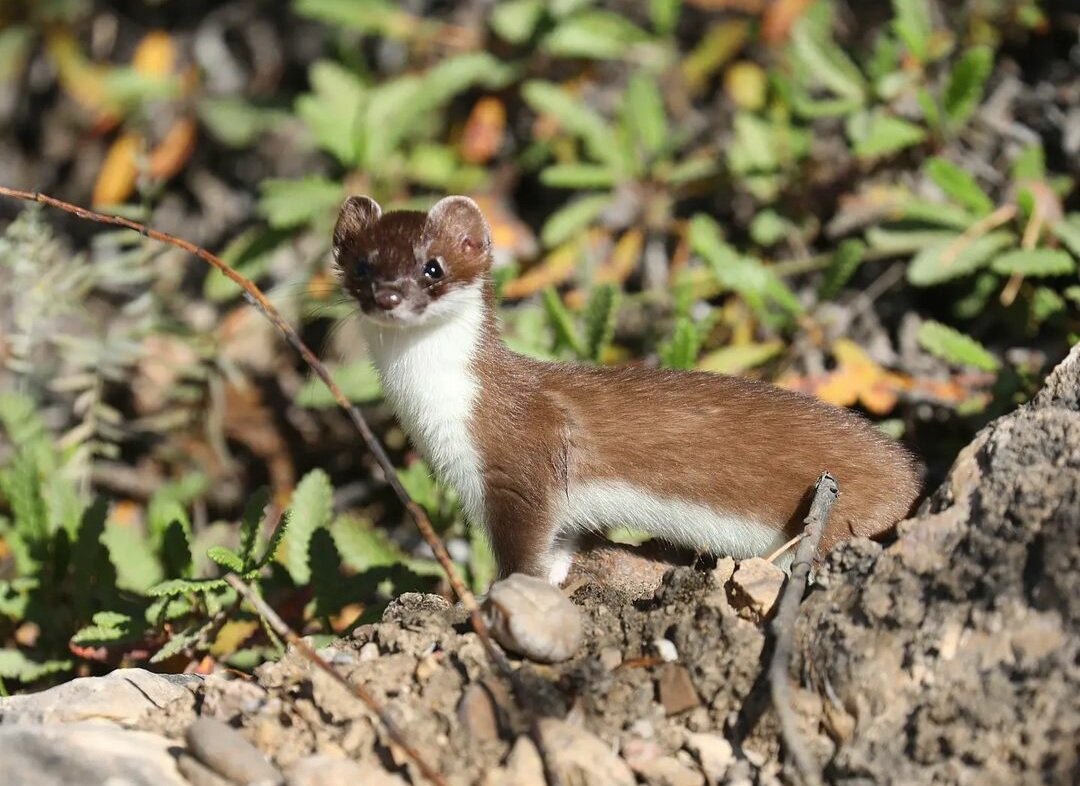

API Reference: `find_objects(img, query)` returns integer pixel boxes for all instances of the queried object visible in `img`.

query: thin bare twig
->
[225,574,446,786]
[768,472,839,786]
[0,186,511,678]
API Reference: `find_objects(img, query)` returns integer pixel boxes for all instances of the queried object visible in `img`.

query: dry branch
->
[225,574,446,786]
[768,472,839,786]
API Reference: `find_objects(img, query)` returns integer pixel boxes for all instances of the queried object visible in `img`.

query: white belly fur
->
[562,480,787,559]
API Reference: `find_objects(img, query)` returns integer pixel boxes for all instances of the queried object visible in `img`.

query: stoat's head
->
[333,195,492,327]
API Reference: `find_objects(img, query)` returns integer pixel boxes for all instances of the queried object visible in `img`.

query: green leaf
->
[293,0,404,36]
[583,284,619,362]
[469,526,497,594]
[925,157,994,216]
[1011,144,1045,182]
[102,523,163,594]
[917,320,999,371]
[539,164,619,189]
[542,11,651,60]
[490,0,545,43]
[522,81,618,167]
[990,248,1075,277]
[942,46,992,127]
[897,198,979,230]
[282,469,334,585]
[819,239,866,299]
[150,621,212,664]
[697,341,783,374]
[541,288,587,357]
[296,60,366,165]
[907,231,1014,286]
[296,361,383,408]
[865,227,958,254]
[659,317,700,370]
[239,488,270,565]
[848,109,926,159]
[258,177,343,229]
[255,509,290,570]
[540,193,611,247]
[0,649,70,682]
[623,72,667,158]
[789,16,867,102]
[688,214,802,318]
[197,98,286,149]
[207,546,245,574]
[331,515,407,572]
[0,25,32,81]
[1050,214,1080,258]
[147,577,229,597]
[891,0,933,63]
[649,0,680,34]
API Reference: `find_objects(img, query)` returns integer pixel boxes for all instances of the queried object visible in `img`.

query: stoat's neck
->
[361,282,495,527]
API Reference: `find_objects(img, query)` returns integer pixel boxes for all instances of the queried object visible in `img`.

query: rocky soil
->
[2,346,1077,786]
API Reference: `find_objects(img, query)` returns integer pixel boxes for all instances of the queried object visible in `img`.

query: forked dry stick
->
[0,187,514,674]
[768,472,839,786]
[225,574,446,786]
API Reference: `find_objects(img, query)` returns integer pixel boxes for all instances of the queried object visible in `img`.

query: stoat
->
[333,195,922,585]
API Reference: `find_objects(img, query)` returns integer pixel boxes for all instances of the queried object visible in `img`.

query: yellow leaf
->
[210,620,259,657]
[92,132,141,206]
[502,241,579,300]
[724,61,767,110]
[596,228,643,285]
[46,30,110,117]
[697,340,783,374]
[131,30,176,77]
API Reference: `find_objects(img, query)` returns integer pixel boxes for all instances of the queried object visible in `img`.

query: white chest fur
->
[362,285,488,530]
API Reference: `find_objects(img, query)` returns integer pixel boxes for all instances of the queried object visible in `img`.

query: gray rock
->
[483,735,546,786]
[639,755,706,786]
[287,754,407,786]
[186,717,283,785]
[484,573,583,663]
[684,733,734,785]
[0,667,200,726]
[538,718,635,786]
[0,720,188,786]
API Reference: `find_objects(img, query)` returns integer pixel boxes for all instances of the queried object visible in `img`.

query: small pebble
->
[653,638,679,663]
[185,718,283,786]
[358,641,380,661]
[458,683,500,742]
[599,646,623,671]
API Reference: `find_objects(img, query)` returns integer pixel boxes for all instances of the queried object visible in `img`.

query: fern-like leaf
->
[281,469,333,585]
[541,287,587,357]
[659,317,701,370]
[238,487,270,567]
[917,320,999,371]
[207,546,245,573]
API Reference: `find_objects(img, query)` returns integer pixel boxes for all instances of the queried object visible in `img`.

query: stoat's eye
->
[423,258,444,280]
[354,257,371,278]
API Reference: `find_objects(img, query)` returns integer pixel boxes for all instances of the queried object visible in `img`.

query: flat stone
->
[0,668,199,726]
[658,663,700,716]
[640,755,706,786]
[0,720,188,786]
[728,557,786,621]
[287,754,407,786]
[599,646,623,671]
[186,717,283,785]
[711,556,736,586]
[538,718,635,786]
[684,733,734,785]
[483,735,546,786]
[458,682,500,742]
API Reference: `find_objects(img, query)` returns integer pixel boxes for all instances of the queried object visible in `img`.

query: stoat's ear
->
[333,196,381,261]
[425,195,491,258]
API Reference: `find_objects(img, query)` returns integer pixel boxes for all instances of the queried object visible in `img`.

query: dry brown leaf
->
[470,194,538,261]
[460,96,506,164]
[596,228,643,285]
[92,132,141,206]
[149,116,197,179]
[761,0,815,45]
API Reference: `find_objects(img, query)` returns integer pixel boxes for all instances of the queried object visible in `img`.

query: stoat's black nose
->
[374,289,402,310]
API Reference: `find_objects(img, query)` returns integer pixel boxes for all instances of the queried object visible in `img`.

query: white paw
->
[546,552,573,586]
